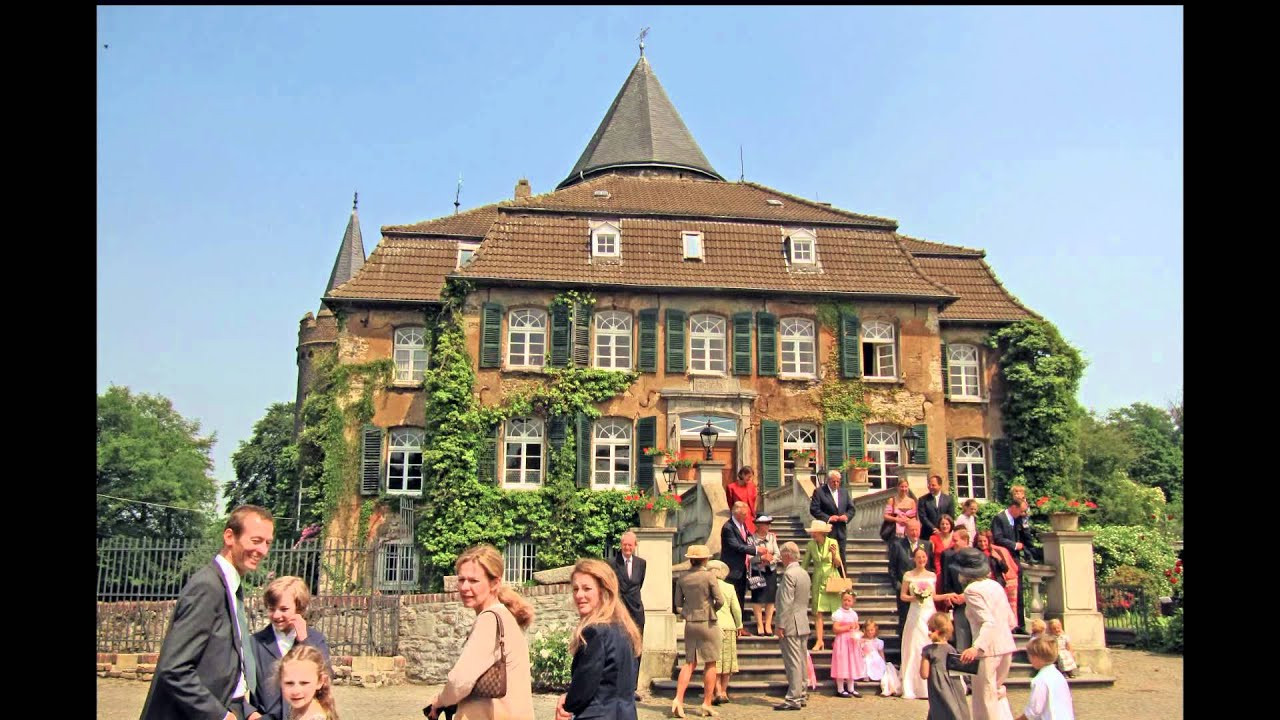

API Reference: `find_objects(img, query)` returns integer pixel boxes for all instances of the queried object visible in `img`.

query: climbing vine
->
[814,303,872,424]
[549,289,597,310]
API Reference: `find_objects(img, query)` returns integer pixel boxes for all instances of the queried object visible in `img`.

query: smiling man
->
[141,505,275,720]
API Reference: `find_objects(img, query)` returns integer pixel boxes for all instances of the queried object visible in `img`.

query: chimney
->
[514,178,532,199]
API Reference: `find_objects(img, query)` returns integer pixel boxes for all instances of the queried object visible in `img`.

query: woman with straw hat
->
[802,520,845,652]
[672,545,724,718]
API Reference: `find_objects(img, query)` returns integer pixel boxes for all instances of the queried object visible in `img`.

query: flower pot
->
[676,465,696,483]
[1048,512,1080,531]
[638,509,668,528]
[794,455,813,471]
[849,467,870,485]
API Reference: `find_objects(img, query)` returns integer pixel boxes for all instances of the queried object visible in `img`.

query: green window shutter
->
[665,309,687,374]
[550,304,571,367]
[637,309,659,372]
[756,311,777,377]
[636,417,657,490]
[910,424,929,465]
[732,312,753,376]
[847,423,865,463]
[477,423,500,484]
[548,416,567,453]
[575,413,592,488]
[480,303,503,368]
[992,438,1013,500]
[360,425,384,496]
[760,419,781,489]
[572,302,592,367]
[941,343,951,400]
[839,311,861,379]
[824,421,847,473]
[946,439,956,486]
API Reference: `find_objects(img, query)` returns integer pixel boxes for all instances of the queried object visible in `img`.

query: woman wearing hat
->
[672,544,724,718]
[801,520,845,652]
[748,515,780,636]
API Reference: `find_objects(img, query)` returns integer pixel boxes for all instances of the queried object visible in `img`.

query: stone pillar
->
[698,461,729,556]
[1021,564,1056,627]
[636,526,678,694]
[845,467,872,497]
[1041,530,1112,676]
[900,463,929,499]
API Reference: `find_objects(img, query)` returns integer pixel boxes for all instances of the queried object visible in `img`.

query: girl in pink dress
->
[829,590,866,697]
[861,621,900,696]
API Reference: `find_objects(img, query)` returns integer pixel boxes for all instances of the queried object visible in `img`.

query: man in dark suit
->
[249,576,333,720]
[1010,486,1042,564]
[938,528,974,650]
[888,519,930,640]
[141,505,274,720]
[719,501,764,612]
[610,531,647,700]
[990,500,1028,632]
[809,469,855,563]
[917,474,956,544]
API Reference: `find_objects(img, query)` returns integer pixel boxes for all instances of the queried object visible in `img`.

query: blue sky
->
[97,6,1183,492]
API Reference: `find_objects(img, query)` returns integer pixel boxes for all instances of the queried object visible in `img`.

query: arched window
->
[861,321,897,379]
[387,427,425,495]
[504,417,544,487]
[689,314,726,373]
[954,439,988,501]
[593,418,633,488]
[508,309,547,368]
[594,311,633,370]
[394,327,429,382]
[948,344,982,400]
[782,423,819,485]
[866,424,901,491]
[780,317,817,377]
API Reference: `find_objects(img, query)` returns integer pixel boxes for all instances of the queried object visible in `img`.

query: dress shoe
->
[773,703,802,711]
[635,692,643,701]
[836,690,851,698]
[850,688,862,698]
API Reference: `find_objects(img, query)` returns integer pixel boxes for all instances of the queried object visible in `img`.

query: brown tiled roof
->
[897,234,984,257]
[455,215,955,299]
[326,237,459,302]
[381,204,501,238]
[506,174,898,228]
[913,256,1036,322]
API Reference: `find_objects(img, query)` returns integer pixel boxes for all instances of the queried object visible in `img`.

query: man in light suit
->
[917,474,956,544]
[955,548,1018,720]
[773,541,811,712]
[888,519,930,640]
[991,500,1028,633]
[610,531,647,700]
[809,469,855,563]
[140,505,274,720]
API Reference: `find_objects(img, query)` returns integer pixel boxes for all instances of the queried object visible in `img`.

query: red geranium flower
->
[1036,497,1049,507]
[1085,501,1097,509]
[645,501,655,510]
[1170,577,1178,585]
[1150,514,1157,519]
[1167,515,1174,520]
[1174,566,1182,574]
[1068,500,1080,508]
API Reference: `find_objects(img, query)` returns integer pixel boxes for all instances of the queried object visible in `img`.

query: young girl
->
[829,590,866,697]
[1046,619,1079,677]
[919,614,971,720]
[1027,618,1047,642]
[861,621,900,697]
[278,644,339,720]
[954,499,978,539]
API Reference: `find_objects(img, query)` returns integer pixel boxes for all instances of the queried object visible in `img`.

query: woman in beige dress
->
[672,544,724,718]
[426,544,536,720]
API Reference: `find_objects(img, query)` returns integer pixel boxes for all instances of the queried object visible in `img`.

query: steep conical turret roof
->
[558,56,722,189]
[324,192,366,296]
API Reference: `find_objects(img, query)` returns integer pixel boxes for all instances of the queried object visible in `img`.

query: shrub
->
[1092,525,1178,595]
[974,501,1007,534]
[529,629,573,692]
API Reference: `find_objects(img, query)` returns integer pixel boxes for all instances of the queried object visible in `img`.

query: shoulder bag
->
[469,609,508,698]
[879,499,898,542]
[824,559,853,594]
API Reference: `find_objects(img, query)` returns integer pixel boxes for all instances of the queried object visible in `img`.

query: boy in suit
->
[250,576,332,720]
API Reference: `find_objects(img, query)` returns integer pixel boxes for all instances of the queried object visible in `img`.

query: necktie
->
[626,557,633,579]
[234,586,257,694]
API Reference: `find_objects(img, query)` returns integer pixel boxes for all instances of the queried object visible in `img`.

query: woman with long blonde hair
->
[554,558,642,720]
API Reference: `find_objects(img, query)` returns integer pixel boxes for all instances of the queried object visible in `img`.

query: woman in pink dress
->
[725,466,759,534]
[882,477,918,541]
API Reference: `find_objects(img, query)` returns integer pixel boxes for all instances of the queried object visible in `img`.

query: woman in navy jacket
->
[555,558,643,720]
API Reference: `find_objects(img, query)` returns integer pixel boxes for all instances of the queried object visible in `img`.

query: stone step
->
[649,674,1115,696]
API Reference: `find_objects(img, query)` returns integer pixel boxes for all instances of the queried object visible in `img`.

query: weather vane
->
[638,27,650,57]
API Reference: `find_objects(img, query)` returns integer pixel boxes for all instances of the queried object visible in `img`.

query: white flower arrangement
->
[910,581,934,604]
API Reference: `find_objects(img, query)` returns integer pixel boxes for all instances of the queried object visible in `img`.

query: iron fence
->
[1096,582,1150,645]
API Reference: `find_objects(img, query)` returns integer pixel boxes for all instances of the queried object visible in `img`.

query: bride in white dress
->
[898,545,937,700]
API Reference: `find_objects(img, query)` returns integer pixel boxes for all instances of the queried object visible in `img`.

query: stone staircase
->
[650,515,1114,697]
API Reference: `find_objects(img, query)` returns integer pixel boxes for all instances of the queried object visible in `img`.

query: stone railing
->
[761,468,816,519]
[674,480,713,564]
[848,487,897,538]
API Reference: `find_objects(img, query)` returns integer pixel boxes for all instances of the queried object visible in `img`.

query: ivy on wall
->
[814,303,872,424]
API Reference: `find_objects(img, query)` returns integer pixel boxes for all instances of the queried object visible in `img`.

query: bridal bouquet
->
[910,581,934,604]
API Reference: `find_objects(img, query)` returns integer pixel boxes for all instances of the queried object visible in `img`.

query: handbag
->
[946,651,980,675]
[824,562,853,594]
[469,609,508,698]
[878,519,897,542]
[747,563,768,590]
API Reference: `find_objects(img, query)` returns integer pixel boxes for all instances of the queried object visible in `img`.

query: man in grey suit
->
[140,505,275,720]
[773,541,811,711]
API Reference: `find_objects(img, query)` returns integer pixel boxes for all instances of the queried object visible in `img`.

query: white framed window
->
[682,231,704,260]
[779,317,817,377]
[507,309,547,368]
[592,221,621,257]
[861,321,898,379]
[456,241,480,268]
[387,427,425,495]
[503,417,544,487]
[593,418,632,488]
[504,541,537,584]
[788,229,816,264]
[393,327,429,383]
[689,314,726,373]
[948,344,982,400]
[680,414,738,438]
[782,423,819,485]
[866,424,901,491]
[954,439,988,501]
[594,311,633,369]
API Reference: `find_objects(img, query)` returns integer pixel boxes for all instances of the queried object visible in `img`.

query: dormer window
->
[682,231,704,260]
[591,220,621,257]
[457,240,480,268]
[785,229,817,265]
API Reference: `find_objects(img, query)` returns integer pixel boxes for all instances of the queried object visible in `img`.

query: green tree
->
[97,385,218,538]
[224,401,315,540]
[1108,402,1183,499]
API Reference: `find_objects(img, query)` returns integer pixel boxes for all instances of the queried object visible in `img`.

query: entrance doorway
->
[680,441,736,489]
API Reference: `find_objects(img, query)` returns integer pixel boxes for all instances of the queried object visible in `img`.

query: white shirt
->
[1024,664,1075,720]
[212,554,250,699]
[273,625,298,658]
